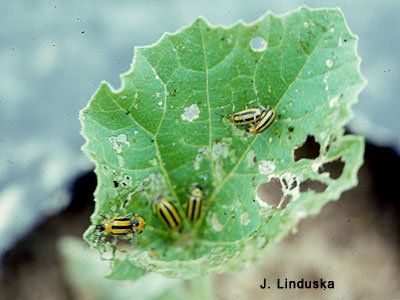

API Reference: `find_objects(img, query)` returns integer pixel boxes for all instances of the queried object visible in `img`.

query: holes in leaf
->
[250,37,267,52]
[282,177,297,190]
[280,195,291,209]
[325,144,330,154]
[299,179,328,193]
[318,158,345,179]
[257,180,283,207]
[324,134,338,154]
[294,135,320,161]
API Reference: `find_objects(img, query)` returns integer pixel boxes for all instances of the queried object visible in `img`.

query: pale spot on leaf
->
[181,104,200,122]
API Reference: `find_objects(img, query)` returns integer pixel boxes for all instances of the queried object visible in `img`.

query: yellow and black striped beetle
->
[95,213,146,236]
[229,107,265,126]
[185,185,203,222]
[156,199,182,231]
[245,107,275,134]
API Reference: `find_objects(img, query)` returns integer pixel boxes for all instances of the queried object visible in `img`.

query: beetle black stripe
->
[194,198,202,220]
[233,110,262,123]
[186,199,191,220]
[255,109,275,132]
[112,225,132,229]
[190,197,199,221]
[159,206,173,228]
[115,218,130,221]
[185,200,190,219]
[237,111,258,118]
[187,197,203,221]
[163,203,179,227]
[193,198,199,220]
[241,116,257,122]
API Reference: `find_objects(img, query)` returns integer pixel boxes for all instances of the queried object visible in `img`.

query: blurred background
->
[0,1,399,299]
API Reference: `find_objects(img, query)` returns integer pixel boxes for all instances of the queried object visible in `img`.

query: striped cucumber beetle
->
[96,216,133,236]
[95,213,146,236]
[229,107,265,125]
[185,185,203,222]
[93,213,145,258]
[245,107,275,134]
[156,199,182,231]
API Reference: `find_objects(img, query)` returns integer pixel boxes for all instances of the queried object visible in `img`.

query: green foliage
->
[80,7,366,280]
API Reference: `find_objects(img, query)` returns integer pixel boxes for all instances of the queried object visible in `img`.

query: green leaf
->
[80,6,366,280]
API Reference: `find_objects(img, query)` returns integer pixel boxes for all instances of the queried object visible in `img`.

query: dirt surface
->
[0,144,399,300]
